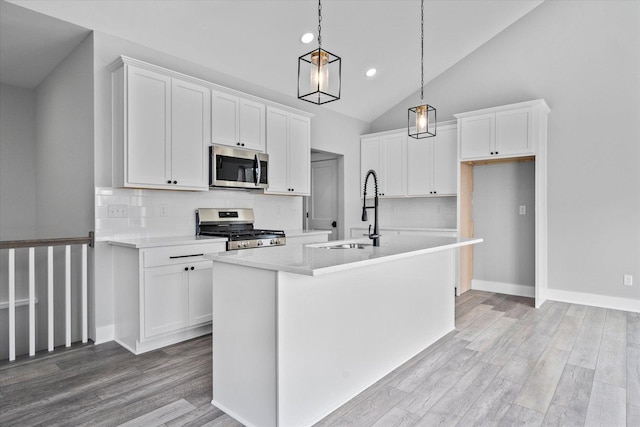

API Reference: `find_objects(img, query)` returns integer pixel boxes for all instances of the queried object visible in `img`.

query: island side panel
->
[276,249,455,427]
[211,262,278,427]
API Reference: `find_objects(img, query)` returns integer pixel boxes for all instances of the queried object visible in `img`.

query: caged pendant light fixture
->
[298,0,341,105]
[408,0,436,139]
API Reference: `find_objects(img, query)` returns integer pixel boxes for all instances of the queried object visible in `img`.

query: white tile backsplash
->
[95,187,303,241]
[376,197,457,229]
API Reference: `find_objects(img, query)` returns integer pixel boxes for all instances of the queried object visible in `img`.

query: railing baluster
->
[2,233,93,360]
[29,247,35,356]
[65,245,71,348]
[48,246,54,352]
[82,243,88,343]
[8,249,16,362]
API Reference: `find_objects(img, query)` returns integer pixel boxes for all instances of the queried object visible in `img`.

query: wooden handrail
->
[0,231,94,250]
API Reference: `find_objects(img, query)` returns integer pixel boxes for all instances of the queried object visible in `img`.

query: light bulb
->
[310,50,329,92]
[416,105,428,133]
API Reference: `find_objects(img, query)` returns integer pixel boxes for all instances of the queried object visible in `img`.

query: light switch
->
[519,205,526,215]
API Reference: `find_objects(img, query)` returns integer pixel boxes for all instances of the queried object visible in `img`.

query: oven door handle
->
[254,154,261,187]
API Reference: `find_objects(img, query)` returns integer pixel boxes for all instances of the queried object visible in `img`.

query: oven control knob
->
[257,241,263,246]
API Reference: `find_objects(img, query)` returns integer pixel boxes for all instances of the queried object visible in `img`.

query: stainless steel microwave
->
[209,145,268,189]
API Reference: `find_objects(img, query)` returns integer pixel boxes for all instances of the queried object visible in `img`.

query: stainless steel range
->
[196,208,286,250]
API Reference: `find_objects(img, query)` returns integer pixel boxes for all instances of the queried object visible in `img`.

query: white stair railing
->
[1,232,93,361]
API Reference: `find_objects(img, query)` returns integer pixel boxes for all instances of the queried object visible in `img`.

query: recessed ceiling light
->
[365,68,377,77]
[301,33,314,44]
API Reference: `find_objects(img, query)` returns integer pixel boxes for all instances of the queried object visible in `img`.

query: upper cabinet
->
[266,106,311,196]
[111,58,210,191]
[211,91,266,152]
[407,124,457,196]
[361,134,407,197]
[361,123,456,198]
[456,100,550,161]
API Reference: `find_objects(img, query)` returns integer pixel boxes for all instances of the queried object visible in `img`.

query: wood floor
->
[1,290,638,426]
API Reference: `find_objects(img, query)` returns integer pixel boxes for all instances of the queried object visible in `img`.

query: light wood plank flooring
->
[1,290,638,426]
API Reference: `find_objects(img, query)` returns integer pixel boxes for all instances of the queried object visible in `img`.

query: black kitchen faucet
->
[361,169,380,247]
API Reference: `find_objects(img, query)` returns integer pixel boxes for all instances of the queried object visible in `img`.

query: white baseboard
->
[471,279,535,298]
[543,288,640,313]
[94,324,114,345]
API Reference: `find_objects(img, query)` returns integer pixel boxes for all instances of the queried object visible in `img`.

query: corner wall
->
[371,0,640,304]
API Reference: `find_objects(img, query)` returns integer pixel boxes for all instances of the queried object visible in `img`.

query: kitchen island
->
[206,235,482,427]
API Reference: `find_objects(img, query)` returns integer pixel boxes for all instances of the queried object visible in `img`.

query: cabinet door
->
[126,66,171,186]
[144,264,188,338]
[496,107,533,157]
[433,126,457,195]
[381,134,406,197]
[361,137,382,196]
[188,262,213,326]
[239,99,266,152]
[407,137,433,196]
[211,91,239,147]
[459,113,494,160]
[288,114,310,195]
[171,78,210,190]
[265,107,289,193]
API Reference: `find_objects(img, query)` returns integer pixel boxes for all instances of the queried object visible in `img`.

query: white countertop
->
[351,226,458,232]
[205,235,482,276]
[107,229,330,249]
[283,229,332,238]
[108,235,227,249]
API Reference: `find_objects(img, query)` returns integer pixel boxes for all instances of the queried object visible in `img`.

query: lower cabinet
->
[113,241,225,354]
[143,260,212,338]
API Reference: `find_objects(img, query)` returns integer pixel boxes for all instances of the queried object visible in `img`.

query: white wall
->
[473,162,535,288]
[90,31,369,342]
[370,0,640,303]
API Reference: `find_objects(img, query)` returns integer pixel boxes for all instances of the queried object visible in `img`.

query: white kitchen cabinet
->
[212,90,265,151]
[265,106,311,195]
[407,124,457,196]
[112,241,226,354]
[457,100,550,161]
[111,57,210,191]
[144,264,189,338]
[360,133,406,197]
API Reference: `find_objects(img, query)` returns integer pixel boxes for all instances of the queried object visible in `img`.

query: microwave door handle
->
[254,154,261,186]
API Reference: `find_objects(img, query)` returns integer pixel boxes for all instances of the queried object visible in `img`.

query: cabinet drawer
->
[143,243,226,268]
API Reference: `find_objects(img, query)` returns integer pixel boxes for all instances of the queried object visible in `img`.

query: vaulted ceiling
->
[1,0,544,122]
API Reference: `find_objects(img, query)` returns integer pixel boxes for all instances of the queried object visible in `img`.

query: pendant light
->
[298,0,341,105]
[408,0,436,139]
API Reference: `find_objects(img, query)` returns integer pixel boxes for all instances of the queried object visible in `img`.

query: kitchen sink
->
[322,243,371,249]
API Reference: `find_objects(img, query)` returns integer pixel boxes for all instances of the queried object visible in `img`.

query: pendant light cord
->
[420,0,424,102]
[318,0,322,49]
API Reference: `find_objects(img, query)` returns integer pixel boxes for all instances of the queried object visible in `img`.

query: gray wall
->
[0,83,37,240]
[473,162,535,287]
[370,0,640,302]
[0,34,94,357]
[0,83,37,358]
[35,33,94,238]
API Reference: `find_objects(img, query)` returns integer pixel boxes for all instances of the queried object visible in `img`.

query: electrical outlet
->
[519,205,526,215]
[160,204,168,217]
[108,204,128,218]
[623,275,633,286]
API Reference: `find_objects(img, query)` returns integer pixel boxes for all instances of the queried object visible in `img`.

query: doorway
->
[304,151,342,241]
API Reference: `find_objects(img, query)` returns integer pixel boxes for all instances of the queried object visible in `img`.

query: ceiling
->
[1,0,544,123]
